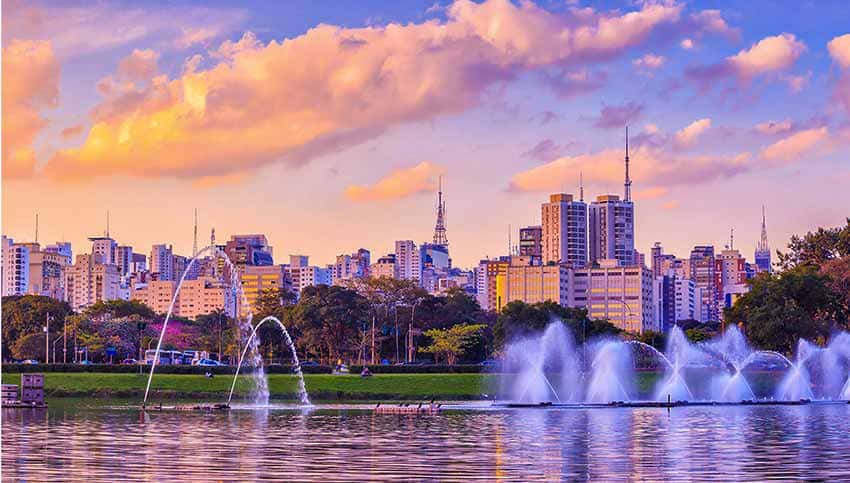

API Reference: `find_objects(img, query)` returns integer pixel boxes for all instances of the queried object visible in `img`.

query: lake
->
[3,400,849,481]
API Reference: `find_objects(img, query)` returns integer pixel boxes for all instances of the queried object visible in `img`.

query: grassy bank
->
[0,372,501,401]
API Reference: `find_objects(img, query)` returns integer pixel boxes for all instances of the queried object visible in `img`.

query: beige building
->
[475,258,509,312]
[131,280,178,314]
[505,259,571,306]
[27,247,69,300]
[65,254,120,311]
[240,265,291,316]
[572,260,656,334]
[542,193,587,267]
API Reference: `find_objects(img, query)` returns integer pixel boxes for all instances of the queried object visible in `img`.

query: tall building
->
[25,244,68,300]
[225,234,273,266]
[45,242,72,261]
[589,195,635,266]
[240,265,292,316]
[650,242,677,277]
[288,265,332,296]
[64,254,120,311]
[754,206,772,274]
[331,249,371,284]
[116,245,133,276]
[2,236,30,296]
[395,240,421,284]
[654,275,676,332]
[589,132,635,266]
[131,253,147,273]
[178,277,237,319]
[541,194,587,267]
[505,257,571,306]
[716,248,749,313]
[673,277,700,322]
[573,260,656,334]
[689,245,718,322]
[89,236,117,266]
[131,280,178,315]
[518,225,543,258]
[172,254,189,281]
[150,244,175,281]
[289,255,309,268]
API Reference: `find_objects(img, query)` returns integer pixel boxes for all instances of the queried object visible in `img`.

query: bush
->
[347,364,485,374]
[1,363,332,375]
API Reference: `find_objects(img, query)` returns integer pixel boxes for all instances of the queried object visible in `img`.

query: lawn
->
[0,372,497,401]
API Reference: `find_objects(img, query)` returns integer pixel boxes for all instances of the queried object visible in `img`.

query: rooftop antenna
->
[579,172,584,202]
[106,211,110,238]
[210,227,217,278]
[730,227,734,251]
[508,224,511,256]
[35,213,39,244]
[624,126,632,202]
[193,208,199,256]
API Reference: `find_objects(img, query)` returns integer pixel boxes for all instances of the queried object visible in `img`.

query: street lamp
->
[407,298,423,363]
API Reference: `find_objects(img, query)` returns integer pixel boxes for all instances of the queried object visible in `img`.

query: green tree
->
[494,300,619,350]
[685,328,710,343]
[290,284,369,363]
[1,295,73,358]
[725,267,846,353]
[11,332,48,361]
[777,218,850,270]
[420,323,486,365]
[85,299,155,320]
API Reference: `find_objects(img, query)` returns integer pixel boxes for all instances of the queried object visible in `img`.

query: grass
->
[0,372,497,401]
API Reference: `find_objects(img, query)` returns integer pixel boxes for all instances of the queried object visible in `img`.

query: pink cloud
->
[523,139,574,162]
[591,101,644,129]
[2,39,59,178]
[117,49,160,83]
[759,127,829,162]
[673,118,712,149]
[345,161,444,201]
[827,34,850,69]
[45,0,712,181]
[686,33,806,87]
[633,53,665,71]
[544,69,608,99]
[753,119,793,136]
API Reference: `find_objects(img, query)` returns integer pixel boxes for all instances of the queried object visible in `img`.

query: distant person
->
[361,367,372,378]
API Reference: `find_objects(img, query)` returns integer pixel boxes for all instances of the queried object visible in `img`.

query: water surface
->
[3,400,849,481]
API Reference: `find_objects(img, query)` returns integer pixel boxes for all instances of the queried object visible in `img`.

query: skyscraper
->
[755,206,771,273]
[689,245,717,322]
[150,244,175,281]
[395,240,421,284]
[518,225,543,258]
[588,129,635,266]
[541,194,587,266]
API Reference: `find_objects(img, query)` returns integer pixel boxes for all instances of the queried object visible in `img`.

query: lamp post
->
[43,313,50,364]
[407,298,422,363]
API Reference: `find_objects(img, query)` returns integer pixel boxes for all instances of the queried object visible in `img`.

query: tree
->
[777,218,850,270]
[725,267,847,353]
[2,295,73,359]
[685,328,710,343]
[290,285,369,363]
[253,287,296,319]
[11,332,47,361]
[85,299,155,320]
[420,323,486,365]
[494,300,620,350]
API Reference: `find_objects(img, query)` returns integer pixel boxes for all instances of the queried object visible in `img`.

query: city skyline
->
[4,0,850,268]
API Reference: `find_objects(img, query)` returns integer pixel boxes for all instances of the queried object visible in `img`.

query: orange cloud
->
[759,127,829,162]
[673,118,712,149]
[45,0,697,181]
[728,33,806,79]
[634,187,668,200]
[345,162,444,202]
[828,34,850,69]
[2,39,59,178]
[117,49,160,82]
[61,124,85,139]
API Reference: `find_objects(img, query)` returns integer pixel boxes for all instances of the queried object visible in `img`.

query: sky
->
[3,0,850,268]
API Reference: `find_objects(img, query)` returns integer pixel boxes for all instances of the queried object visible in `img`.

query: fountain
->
[498,319,850,406]
[142,245,273,408]
[228,316,311,406]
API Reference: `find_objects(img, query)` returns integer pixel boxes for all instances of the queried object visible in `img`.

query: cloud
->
[117,49,160,83]
[759,127,829,162]
[1,39,59,178]
[45,0,707,180]
[685,33,806,87]
[2,2,248,57]
[523,139,574,162]
[544,69,608,98]
[634,187,668,200]
[591,102,644,129]
[680,38,694,50]
[345,161,444,201]
[673,118,712,149]
[753,119,793,135]
[508,145,752,193]
[827,34,850,69]
[61,124,85,139]
[662,201,679,210]
[784,71,810,93]
[633,53,665,70]
[536,110,560,125]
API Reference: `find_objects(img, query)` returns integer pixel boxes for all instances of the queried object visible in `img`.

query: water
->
[4,401,850,481]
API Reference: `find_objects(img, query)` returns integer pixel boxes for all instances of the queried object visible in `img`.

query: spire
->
[757,206,769,252]
[432,175,448,247]
[624,126,632,202]
[579,172,584,202]
[193,208,198,256]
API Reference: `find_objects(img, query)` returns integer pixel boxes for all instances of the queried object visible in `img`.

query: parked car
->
[479,359,501,367]
[299,361,320,366]
[22,359,39,365]
[197,359,223,366]
[80,360,93,365]
[121,359,138,365]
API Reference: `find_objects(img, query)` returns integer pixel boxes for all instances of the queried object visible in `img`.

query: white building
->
[572,260,656,334]
[673,277,700,322]
[2,236,30,296]
[90,237,117,266]
[394,240,421,284]
[150,244,175,281]
[116,245,133,276]
[288,265,332,297]
[370,254,397,279]
[588,195,635,266]
[541,193,587,267]
[64,254,120,311]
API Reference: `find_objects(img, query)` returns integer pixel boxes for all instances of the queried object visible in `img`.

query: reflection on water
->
[3,402,850,481]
